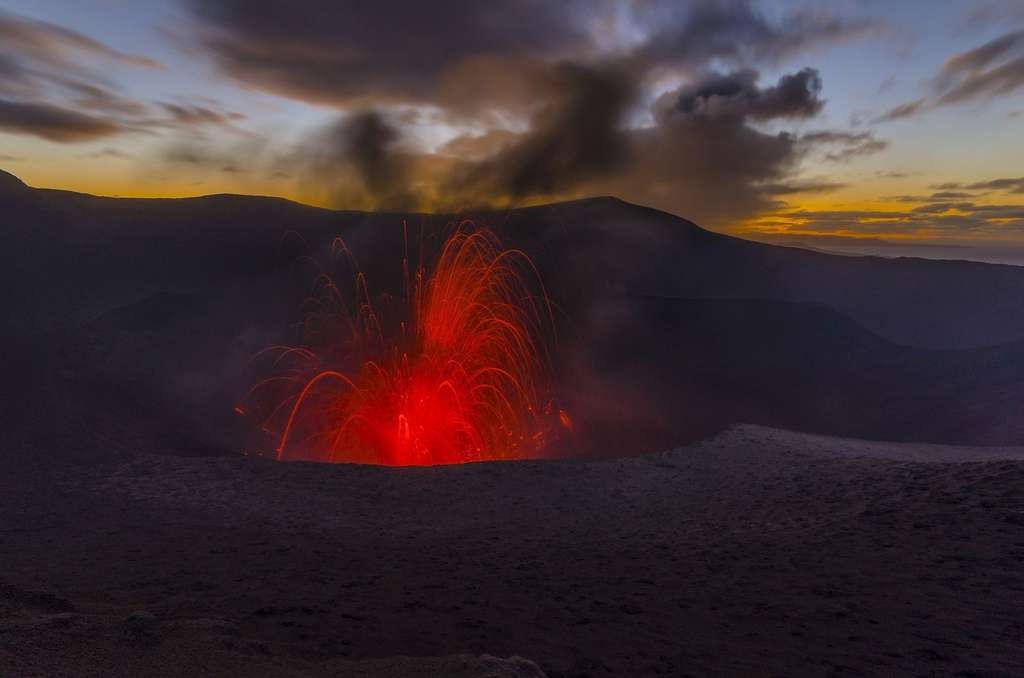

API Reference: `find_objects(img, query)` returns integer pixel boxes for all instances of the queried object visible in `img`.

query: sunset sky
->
[1,0,1023,256]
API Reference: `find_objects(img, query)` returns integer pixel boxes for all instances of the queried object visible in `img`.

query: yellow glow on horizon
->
[5,160,1023,244]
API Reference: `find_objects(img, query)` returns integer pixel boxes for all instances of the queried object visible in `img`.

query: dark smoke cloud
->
[667,67,823,120]
[286,111,416,210]
[431,66,835,226]
[595,68,846,226]
[188,0,595,107]
[187,0,874,112]
[445,62,636,201]
[340,113,403,198]
[257,64,875,227]
[182,0,885,225]
[615,76,804,225]
[433,65,843,225]
[318,111,411,207]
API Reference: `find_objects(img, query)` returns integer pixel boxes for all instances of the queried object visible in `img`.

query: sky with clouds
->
[1,0,1022,250]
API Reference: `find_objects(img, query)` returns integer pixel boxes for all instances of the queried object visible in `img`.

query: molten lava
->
[242,222,568,465]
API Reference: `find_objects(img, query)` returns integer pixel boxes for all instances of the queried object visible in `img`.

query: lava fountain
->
[240,221,570,465]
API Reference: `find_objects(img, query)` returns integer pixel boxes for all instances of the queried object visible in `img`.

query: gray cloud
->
[188,0,596,107]
[0,11,207,145]
[799,130,889,163]
[938,30,1024,85]
[87,147,133,160]
[880,29,1024,120]
[59,80,148,116]
[159,102,246,127]
[930,191,976,200]
[0,10,161,71]
[929,176,1024,194]
[768,202,1024,237]
[188,0,876,112]
[873,97,926,122]
[0,98,123,142]
[633,0,878,72]
[968,177,1024,193]
[962,2,1024,33]
[937,54,1024,105]
[760,180,848,195]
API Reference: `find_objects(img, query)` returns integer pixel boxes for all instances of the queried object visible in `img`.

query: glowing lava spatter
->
[242,221,569,465]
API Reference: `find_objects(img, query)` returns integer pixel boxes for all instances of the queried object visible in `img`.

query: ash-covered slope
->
[4,169,1024,455]
[4,169,1024,349]
[494,197,1024,350]
[4,425,1023,677]
[580,297,1024,450]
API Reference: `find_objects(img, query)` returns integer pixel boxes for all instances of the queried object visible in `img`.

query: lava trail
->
[241,221,570,465]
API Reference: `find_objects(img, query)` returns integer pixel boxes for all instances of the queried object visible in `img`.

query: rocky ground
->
[3,425,1024,676]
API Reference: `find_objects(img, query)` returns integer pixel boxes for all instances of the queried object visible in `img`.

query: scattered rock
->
[0,581,75,612]
[120,610,160,646]
[472,655,548,678]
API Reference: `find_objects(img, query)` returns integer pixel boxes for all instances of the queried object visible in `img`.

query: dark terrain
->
[3,427,1023,676]
[2,170,1024,676]
[4,168,1024,454]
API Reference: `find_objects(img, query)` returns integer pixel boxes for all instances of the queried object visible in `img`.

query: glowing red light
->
[241,222,568,465]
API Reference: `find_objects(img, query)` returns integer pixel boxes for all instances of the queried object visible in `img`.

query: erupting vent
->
[240,222,571,465]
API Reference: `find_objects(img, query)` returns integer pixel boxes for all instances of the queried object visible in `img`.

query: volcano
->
[4,169,1024,460]
[4,170,1024,676]
[243,224,568,465]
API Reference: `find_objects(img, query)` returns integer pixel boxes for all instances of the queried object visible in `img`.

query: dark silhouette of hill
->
[491,197,1024,350]
[576,296,1024,452]
[3,169,1024,455]
[3,171,1024,348]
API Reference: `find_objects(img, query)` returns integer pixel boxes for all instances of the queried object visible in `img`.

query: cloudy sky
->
[1,0,1023,252]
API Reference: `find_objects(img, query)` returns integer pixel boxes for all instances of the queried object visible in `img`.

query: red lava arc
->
[241,222,570,466]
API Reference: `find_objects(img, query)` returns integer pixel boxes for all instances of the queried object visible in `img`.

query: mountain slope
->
[4,170,1024,453]
[574,296,1024,451]
[3,170,1024,348]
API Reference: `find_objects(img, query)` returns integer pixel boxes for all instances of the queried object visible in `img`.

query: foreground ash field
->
[5,428,1024,676]
[2,169,1024,676]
